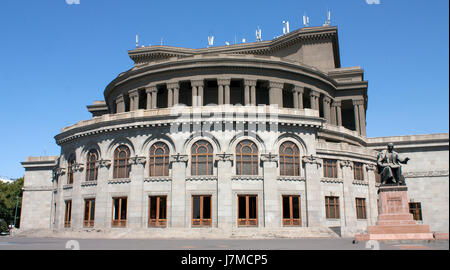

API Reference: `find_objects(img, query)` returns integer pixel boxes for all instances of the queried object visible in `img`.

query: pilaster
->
[302,155,323,226]
[127,156,146,228]
[216,153,233,229]
[170,154,188,227]
[269,81,284,108]
[261,153,280,227]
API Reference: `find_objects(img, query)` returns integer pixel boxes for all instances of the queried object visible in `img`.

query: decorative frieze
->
[62,184,73,190]
[231,175,264,181]
[320,178,343,184]
[352,180,368,186]
[186,176,218,181]
[277,176,305,182]
[108,178,131,184]
[404,170,449,178]
[81,181,97,187]
[144,177,172,182]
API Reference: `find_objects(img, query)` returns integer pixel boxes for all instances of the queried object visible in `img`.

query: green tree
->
[0,177,24,230]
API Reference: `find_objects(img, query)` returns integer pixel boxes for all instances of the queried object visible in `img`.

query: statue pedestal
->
[355,186,434,241]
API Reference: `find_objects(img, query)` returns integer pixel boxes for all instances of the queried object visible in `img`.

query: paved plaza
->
[0,236,448,250]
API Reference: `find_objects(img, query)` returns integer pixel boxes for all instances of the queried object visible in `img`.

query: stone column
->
[244,83,250,105]
[269,81,284,108]
[356,100,366,137]
[95,159,111,228]
[129,89,139,111]
[302,155,324,226]
[71,163,84,229]
[191,80,203,107]
[261,153,280,227]
[366,164,378,225]
[323,96,331,123]
[293,85,304,109]
[340,160,357,234]
[292,89,299,109]
[167,82,179,107]
[116,94,125,113]
[216,153,233,229]
[167,87,173,108]
[128,156,146,228]
[335,100,342,126]
[146,86,157,110]
[330,101,337,125]
[170,154,188,227]
[218,78,231,105]
[352,100,361,135]
[152,87,157,109]
[218,84,224,105]
[309,90,320,111]
[244,79,257,106]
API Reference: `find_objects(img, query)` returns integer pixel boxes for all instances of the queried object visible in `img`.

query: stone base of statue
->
[355,185,434,241]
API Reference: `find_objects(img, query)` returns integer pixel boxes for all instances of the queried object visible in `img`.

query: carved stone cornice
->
[190,80,204,87]
[144,177,172,182]
[309,90,320,98]
[166,82,179,89]
[81,181,97,187]
[115,94,124,103]
[97,159,111,168]
[277,176,305,182]
[365,164,376,171]
[302,155,322,166]
[352,99,364,106]
[145,85,158,93]
[339,160,353,169]
[217,78,231,86]
[323,96,331,104]
[128,88,139,97]
[352,180,368,186]
[170,153,189,163]
[268,81,284,89]
[243,79,257,87]
[320,178,343,184]
[130,156,146,166]
[331,100,341,107]
[292,85,305,93]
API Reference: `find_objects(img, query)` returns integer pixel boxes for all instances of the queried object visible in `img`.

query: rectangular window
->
[282,195,301,226]
[192,195,212,227]
[409,202,423,221]
[112,197,127,227]
[325,196,340,219]
[323,159,338,178]
[64,200,72,228]
[354,162,364,180]
[237,195,258,227]
[83,199,95,227]
[148,196,167,227]
[355,198,367,219]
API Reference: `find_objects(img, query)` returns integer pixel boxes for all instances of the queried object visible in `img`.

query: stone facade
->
[19,26,449,237]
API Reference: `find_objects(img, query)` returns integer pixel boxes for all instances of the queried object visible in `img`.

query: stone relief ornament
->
[97,159,111,168]
[302,155,322,166]
[170,153,189,163]
[72,163,84,172]
[130,156,146,166]
[339,160,353,169]
[261,152,279,167]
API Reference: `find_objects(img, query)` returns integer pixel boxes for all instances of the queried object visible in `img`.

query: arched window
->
[236,140,258,175]
[279,141,301,176]
[113,145,131,179]
[149,142,170,177]
[191,140,214,176]
[67,154,75,184]
[85,149,99,181]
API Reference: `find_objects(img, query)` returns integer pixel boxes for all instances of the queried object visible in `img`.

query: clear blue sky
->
[0,0,448,179]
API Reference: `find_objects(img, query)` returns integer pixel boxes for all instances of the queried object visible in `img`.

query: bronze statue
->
[377,143,410,185]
